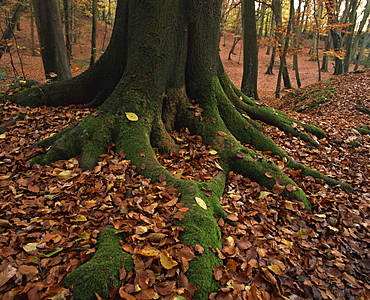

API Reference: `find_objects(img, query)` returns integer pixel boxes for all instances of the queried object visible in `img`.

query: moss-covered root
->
[287,160,353,192]
[64,227,133,300]
[232,148,311,209]
[177,179,226,299]
[219,72,326,147]
[29,114,112,170]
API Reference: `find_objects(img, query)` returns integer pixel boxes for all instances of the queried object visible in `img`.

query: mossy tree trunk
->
[9,0,351,299]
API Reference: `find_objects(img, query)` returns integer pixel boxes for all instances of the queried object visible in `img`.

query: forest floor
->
[1,8,370,300]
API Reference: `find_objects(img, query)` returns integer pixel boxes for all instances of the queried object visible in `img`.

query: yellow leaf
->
[0,132,7,139]
[160,250,178,269]
[209,149,218,155]
[195,197,208,210]
[58,170,73,179]
[75,214,87,222]
[125,112,139,121]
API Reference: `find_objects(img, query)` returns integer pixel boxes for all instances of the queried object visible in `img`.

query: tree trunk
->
[241,0,259,99]
[0,0,24,59]
[350,0,370,63]
[275,0,294,98]
[343,0,358,72]
[321,31,331,72]
[29,1,36,56]
[325,0,344,75]
[32,0,71,81]
[63,0,72,60]
[354,23,370,70]
[9,0,351,298]
[257,2,266,39]
[90,0,98,66]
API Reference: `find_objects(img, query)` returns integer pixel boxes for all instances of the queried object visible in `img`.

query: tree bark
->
[62,0,72,60]
[32,0,72,81]
[325,0,344,75]
[90,0,98,66]
[241,0,259,99]
[8,0,352,298]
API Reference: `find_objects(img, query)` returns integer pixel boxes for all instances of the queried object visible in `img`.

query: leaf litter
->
[0,70,370,299]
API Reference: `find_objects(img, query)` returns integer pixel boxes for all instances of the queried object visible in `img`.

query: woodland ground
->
[0,10,370,300]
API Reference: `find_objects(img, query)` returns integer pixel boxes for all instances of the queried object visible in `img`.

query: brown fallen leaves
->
[1,69,370,300]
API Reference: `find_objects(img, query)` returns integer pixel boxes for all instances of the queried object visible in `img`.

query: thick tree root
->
[356,100,370,116]
[219,72,326,147]
[64,227,133,300]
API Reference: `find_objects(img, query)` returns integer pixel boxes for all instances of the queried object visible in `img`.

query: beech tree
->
[8,0,351,298]
[241,0,259,99]
[32,0,71,80]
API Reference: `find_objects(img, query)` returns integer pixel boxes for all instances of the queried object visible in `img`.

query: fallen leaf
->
[236,152,245,159]
[0,264,17,288]
[125,112,139,121]
[57,170,73,179]
[195,197,208,210]
[264,172,274,178]
[119,288,136,300]
[160,250,178,270]
[217,131,227,136]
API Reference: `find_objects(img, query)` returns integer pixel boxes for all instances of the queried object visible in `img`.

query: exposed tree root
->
[356,100,370,116]
[64,227,133,300]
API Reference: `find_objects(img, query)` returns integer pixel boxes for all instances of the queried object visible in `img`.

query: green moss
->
[348,140,362,147]
[176,181,224,299]
[64,227,133,300]
[355,126,370,135]
[293,89,335,112]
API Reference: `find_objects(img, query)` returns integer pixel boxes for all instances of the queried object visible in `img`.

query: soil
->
[0,6,355,102]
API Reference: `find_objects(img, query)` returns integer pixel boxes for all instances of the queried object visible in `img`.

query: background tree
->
[0,0,24,59]
[62,0,73,60]
[325,0,344,74]
[32,0,71,80]
[90,0,98,65]
[342,0,358,72]
[241,0,259,99]
[351,0,370,66]
[9,0,351,298]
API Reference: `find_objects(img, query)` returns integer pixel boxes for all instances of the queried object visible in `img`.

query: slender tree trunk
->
[321,31,331,72]
[0,0,24,59]
[228,33,241,60]
[90,0,98,66]
[63,0,72,60]
[354,23,370,70]
[275,0,294,98]
[257,3,266,39]
[30,1,36,56]
[292,3,302,87]
[265,45,276,74]
[32,0,71,81]
[241,0,259,99]
[325,0,344,75]
[343,0,358,72]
